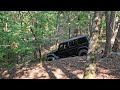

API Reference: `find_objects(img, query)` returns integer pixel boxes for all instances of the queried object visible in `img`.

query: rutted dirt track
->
[1,55,120,79]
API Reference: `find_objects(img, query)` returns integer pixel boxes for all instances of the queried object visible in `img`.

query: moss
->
[83,63,96,79]
[90,55,96,63]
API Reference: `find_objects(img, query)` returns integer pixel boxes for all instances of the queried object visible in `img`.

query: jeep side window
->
[78,38,81,44]
[78,37,87,44]
[74,40,78,45]
[69,41,75,47]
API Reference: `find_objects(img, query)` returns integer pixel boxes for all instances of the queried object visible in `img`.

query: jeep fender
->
[77,46,88,55]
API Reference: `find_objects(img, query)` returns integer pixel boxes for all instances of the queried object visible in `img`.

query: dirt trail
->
[0,55,120,79]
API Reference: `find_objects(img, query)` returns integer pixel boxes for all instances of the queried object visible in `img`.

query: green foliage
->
[0,11,58,65]
[0,11,113,67]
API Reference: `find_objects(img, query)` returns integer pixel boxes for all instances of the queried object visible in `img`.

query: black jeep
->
[47,35,89,61]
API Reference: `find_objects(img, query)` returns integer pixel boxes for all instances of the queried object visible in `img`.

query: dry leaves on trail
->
[0,57,86,79]
[96,53,120,79]
[0,54,120,79]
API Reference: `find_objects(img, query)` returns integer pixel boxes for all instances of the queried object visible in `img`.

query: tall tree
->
[86,11,101,61]
[98,11,104,36]
[112,22,120,52]
[104,11,114,57]
[55,11,60,46]
[110,11,117,47]
[88,11,93,36]
[83,11,102,79]
[67,12,71,39]
[29,11,42,62]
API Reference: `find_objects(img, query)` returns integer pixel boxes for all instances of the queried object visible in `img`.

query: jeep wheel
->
[78,49,88,56]
[47,56,56,61]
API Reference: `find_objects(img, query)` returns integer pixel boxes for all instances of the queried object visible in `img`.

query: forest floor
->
[0,53,120,79]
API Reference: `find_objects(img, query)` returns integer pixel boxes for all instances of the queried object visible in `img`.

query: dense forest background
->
[0,11,120,79]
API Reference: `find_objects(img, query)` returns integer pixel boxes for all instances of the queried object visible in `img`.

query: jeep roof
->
[61,35,88,44]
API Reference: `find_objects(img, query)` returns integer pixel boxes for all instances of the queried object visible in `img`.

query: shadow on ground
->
[0,56,120,79]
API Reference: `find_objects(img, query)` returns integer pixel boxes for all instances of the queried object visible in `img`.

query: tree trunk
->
[112,24,120,52]
[98,11,104,36]
[56,12,60,34]
[75,28,78,37]
[89,11,96,37]
[67,12,71,38]
[110,11,116,34]
[83,63,96,79]
[30,27,41,62]
[83,11,101,79]
[38,44,42,62]
[18,11,23,63]
[19,11,23,31]
[110,12,118,48]
[69,27,71,39]
[87,11,101,61]
[5,17,11,63]
[28,11,42,62]
[104,11,113,57]
[55,12,60,46]
[87,12,93,36]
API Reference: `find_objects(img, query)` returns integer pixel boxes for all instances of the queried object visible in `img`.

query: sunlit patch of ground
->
[47,65,69,79]
[1,55,120,79]
[0,57,85,79]
[95,54,120,79]
[71,70,84,79]
[1,70,10,78]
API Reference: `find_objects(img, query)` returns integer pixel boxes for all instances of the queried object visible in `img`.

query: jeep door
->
[68,40,78,56]
[56,43,70,58]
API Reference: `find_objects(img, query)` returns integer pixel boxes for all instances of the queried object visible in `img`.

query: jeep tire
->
[78,49,88,56]
[47,56,56,61]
